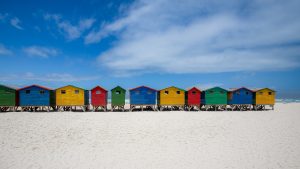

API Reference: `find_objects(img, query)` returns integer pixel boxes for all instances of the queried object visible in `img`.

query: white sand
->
[0,103,300,169]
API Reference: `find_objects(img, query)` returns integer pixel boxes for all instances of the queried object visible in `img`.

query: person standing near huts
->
[186,87,201,111]
[129,86,157,111]
[157,86,185,111]
[202,87,228,111]
[55,85,89,111]
[91,86,108,111]
[227,87,254,111]
[111,86,126,111]
[252,88,276,110]
[17,84,55,112]
[0,84,17,112]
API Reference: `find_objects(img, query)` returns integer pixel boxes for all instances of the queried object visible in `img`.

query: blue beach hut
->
[129,86,157,111]
[18,84,55,111]
[227,87,253,110]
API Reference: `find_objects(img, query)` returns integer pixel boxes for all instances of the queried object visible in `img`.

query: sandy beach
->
[0,103,299,169]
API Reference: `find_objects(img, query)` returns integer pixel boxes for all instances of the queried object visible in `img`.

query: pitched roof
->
[187,87,201,92]
[252,88,276,92]
[55,85,86,91]
[91,85,107,92]
[0,84,18,90]
[204,86,228,92]
[159,86,186,91]
[129,85,157,91]
[228,87,253,92]
[17,84,52,91]
[111,86,126,91]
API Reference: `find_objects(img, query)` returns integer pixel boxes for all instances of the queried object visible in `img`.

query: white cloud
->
[0,13,8,21]
[191,83,224,91]
[0,44,13,56]
[44,13,95,40]
[23,46,58,58]
[23,72,99,82]
[44,13,61,21]
[90,0,300,76]
[0,72,100,82]
[10,17,23,30]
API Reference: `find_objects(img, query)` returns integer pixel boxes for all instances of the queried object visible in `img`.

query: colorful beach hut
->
[227,87,253,110]
[55,85,89,111]
[129,86,157,111]
[202,87,228,110]
[0,84,17,112]
[111,86,126,111]
[253,88,275,110]
[158,86,185,111]
[91,86,108,111]
[186,87,201,111]
[17,85,55,112]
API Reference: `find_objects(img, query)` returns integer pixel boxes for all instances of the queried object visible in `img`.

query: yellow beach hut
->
[55,85,89,111]
[158,86,185,111]
[253,88,275,110]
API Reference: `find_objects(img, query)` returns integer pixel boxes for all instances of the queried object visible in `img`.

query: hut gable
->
[227,87,253,105]
[187,87,201,105]
[203,87,228,105]
[158,86,185,105]
[253,88,275,105]
[111,86,126,106]
[129,86,157,105]
[18,85,54,106]
[0,84,17,106]
[55,85,88,106]
[91,86,108,106]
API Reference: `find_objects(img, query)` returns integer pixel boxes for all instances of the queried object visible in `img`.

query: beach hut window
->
[268,92,272,95]
[25,90,30,94]
[176,91,181,94]
[147,91,152,94]
[220,91,224,94]
[192,91,196,95]
[74,90,79,94]
[246,92,249,95]
[61,90,66,94]
[259,92,263,95]
[116,91,121,95]
[135,91,140,95]
[236,91,240,95]
[40,90,45,94]
[164,91,169,94]
[5,90,11,94]
[209,91,214,94]
[96,90,101,94]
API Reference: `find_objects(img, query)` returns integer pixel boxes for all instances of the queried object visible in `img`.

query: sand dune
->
[0,103,300,169]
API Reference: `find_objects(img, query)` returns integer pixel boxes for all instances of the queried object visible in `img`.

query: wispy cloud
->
[1,13,24,31]
[44,13,95,40]
[0,44,13,56]
[10,17,23,30]
[0,72,100,82]
[89,0,300,76]
[192,83,224,91]
[0,13,8,22]
[23,46,58,58]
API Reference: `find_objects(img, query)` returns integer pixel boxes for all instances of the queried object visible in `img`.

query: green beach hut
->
[0,84,17,112]
[111,86,126,111]
[202,87,228,110]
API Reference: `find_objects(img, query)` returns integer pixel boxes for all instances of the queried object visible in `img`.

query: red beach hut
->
[187,87,201,111]
[91,86,108,111]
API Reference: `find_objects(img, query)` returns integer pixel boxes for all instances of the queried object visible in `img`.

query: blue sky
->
[0,0,300,99]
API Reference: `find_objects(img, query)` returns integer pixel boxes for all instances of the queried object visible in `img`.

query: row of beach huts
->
[0,84,275,112]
